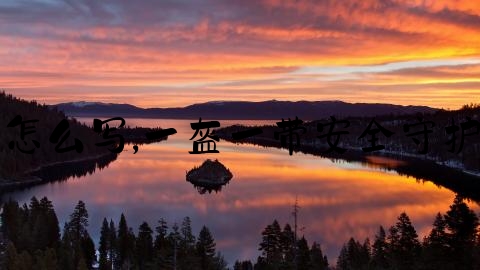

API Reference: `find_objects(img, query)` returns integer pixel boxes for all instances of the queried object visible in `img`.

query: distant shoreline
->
[54,99,438,121]
[216,130,480,202]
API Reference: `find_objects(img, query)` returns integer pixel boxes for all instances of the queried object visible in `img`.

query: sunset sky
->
[1,0,480,109]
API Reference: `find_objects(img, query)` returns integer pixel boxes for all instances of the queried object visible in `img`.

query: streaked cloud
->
[1,0,479,108]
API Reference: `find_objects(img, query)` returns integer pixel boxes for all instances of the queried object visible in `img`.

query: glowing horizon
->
[1,0,480,109]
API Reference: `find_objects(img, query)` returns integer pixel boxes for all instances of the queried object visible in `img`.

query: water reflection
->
[0,153,117,194]
[364,156,407,169]
[3,119,479,264]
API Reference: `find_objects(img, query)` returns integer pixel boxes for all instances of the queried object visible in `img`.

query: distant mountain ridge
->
[53,100,438,120]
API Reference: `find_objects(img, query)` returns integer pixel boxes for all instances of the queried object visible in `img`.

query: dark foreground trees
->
[2,195,479,269]
[237,219,329,270]
[336,195,480,270]
[1,197,227,270]
[239,196,480,270]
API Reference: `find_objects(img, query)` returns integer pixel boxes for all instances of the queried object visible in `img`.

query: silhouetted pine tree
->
[153,218,170,267]
[39,197,60,249]
[117,213,136,269]
[168,222,181,269]
[197,226,216,270]
[82,236,96,270]
[63,200,95,269]
[259,220,283,267]
[337,238,370,270]
[58,222,75,270]
[66,201,89,243]
[99,218,111,270]
[108,219,117,268]
[179,216,198,269]
[423,213,451,269]
[297,236,311,270]
[136,221,154,269]
[371,226,389,270]
[444,196,479,269]
[280,224,295,269]
[337,244,349,270]
[310,242,328,270]
[387,212,421,270]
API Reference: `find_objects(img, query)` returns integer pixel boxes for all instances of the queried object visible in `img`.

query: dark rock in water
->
[186,159,233,194]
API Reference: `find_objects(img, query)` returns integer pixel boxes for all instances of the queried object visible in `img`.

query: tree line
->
[217,104,480,171]
[1,197,227,270]
[232,196,480,270]
[0,91,166,183]
[2,195,479,269]
[0,91,112,179]
[335,196,480,270]
[233,220,329,270]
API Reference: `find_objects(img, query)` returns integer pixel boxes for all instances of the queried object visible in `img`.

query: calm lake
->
[3,118,478,264]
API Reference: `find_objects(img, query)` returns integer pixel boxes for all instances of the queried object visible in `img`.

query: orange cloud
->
[0,0,480,108]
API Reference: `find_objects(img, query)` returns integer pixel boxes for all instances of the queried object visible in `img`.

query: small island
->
[186,159,233,194]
